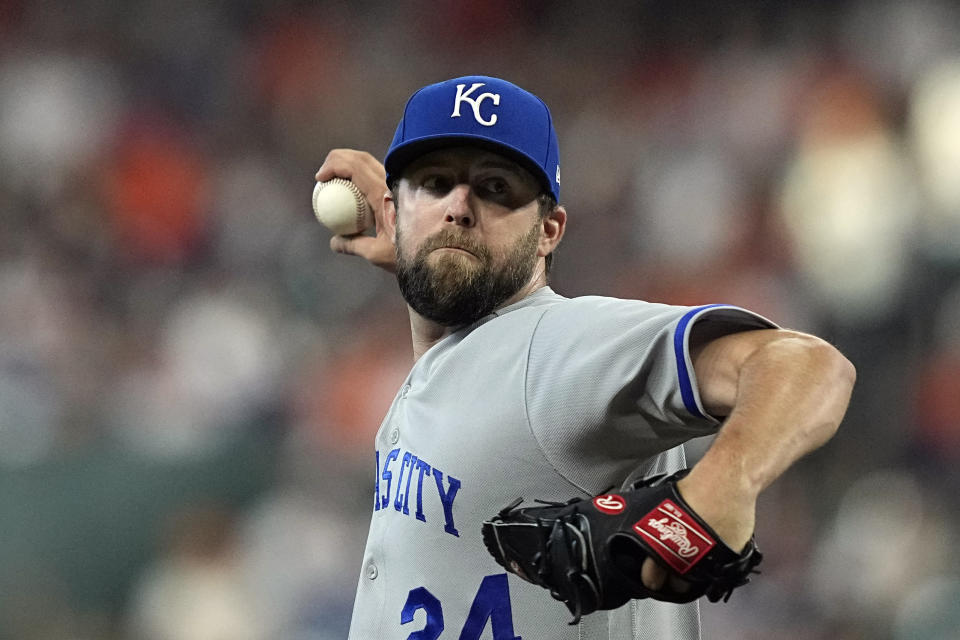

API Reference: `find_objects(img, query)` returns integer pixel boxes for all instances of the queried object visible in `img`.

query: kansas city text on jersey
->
[374,448,462,537]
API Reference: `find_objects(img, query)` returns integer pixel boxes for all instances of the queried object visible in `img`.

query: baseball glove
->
[481,470,762,623]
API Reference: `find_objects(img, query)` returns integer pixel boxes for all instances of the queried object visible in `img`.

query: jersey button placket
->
[366,562,378,580]
[391,385,408,444]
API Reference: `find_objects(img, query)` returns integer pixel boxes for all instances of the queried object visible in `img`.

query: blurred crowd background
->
[1,1,959,638]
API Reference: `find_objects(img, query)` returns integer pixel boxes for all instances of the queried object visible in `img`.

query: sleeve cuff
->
[673,304,779,420]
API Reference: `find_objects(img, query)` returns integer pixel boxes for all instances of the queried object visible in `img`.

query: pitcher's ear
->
[538,204,566,258]
[383,190,398,243]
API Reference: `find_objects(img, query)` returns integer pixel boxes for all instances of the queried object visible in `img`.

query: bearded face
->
[395,219,541,327]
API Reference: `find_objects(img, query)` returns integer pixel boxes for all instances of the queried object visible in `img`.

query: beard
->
[395,221,541,327]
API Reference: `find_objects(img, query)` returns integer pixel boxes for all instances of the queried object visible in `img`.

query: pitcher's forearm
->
[679,334,855,549]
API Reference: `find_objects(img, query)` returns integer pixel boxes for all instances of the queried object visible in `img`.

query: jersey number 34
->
[402,573,521,639]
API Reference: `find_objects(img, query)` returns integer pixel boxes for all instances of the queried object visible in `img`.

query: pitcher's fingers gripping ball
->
[481,470,763,624]
[312,178,373,236]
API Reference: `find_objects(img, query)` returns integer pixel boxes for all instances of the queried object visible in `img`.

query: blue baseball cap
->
[384,76,561,200]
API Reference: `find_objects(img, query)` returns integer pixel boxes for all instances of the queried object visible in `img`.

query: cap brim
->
[385,134,554,198]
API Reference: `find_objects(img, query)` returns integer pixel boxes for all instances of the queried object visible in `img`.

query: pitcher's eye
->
[479,178,508,196]
[422,175,453,193]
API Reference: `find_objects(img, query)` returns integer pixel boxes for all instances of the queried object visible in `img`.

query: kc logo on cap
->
[384,75,561,200]
[451,83,501,127]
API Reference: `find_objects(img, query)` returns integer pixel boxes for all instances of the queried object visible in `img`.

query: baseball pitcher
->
[314,76,855,639]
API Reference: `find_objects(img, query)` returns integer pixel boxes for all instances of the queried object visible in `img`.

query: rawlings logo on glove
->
[634,499,715,571]
[481,470,762,624]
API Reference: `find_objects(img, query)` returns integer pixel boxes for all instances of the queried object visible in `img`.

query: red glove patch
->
[633,499,716,574]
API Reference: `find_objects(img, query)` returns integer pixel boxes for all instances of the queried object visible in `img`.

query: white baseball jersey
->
[347,287,775,640]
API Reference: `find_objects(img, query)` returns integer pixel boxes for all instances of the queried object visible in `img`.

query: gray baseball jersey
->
[347,287,775,640]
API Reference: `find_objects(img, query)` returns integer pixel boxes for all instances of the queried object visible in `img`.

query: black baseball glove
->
[481,470,762,624]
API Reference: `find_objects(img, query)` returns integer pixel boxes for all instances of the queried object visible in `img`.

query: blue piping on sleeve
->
[674,304,728,419]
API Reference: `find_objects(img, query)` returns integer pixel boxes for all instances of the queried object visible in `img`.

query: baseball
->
[312,178,373,235]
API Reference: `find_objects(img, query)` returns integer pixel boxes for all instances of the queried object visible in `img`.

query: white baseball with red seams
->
[312,178,373,235]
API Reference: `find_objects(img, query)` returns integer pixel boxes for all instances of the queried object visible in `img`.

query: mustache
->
[419,230,491,260]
